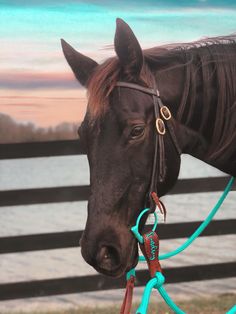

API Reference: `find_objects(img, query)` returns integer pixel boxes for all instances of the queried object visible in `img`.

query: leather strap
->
[151,192,167,221]
[116,81,159,97]
[157,96,181,156]
[139,231,162,277]
[148,92,166,210]
[120,276,135,314]
[115,81,181,211]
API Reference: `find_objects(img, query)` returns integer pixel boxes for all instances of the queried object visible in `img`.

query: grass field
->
[3,293,235,314]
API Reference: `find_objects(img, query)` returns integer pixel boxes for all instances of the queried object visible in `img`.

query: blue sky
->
[0,0,236,126]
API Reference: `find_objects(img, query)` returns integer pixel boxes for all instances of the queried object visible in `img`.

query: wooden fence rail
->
[0,140,235,302]
[0,177,235,207]
[1,262,235,301]
[0,219,235,254]
[0,140,84,159]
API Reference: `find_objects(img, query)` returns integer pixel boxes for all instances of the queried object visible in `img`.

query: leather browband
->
[116,81,160,97]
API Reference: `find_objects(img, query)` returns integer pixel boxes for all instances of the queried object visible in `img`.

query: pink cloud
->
[0,71,81,90]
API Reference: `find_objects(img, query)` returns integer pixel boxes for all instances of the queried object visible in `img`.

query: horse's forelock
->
[87,57,154,119]
[87,58,120,119]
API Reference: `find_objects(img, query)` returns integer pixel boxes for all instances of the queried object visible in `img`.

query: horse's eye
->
[130,125,145,139]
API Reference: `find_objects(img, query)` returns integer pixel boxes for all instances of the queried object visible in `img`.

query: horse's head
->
[61,19,181,277]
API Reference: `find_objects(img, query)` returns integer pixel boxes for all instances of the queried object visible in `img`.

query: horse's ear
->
[114,18,143,78]
[61,39,98,87]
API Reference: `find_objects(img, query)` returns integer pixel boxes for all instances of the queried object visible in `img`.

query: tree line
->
[0,113,79,143]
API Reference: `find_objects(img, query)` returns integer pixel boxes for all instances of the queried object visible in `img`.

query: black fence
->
[0,140,235,301]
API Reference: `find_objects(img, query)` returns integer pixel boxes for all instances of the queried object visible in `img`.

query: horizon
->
[0,1,236,127]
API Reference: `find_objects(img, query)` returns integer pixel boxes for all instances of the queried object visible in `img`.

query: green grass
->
[3,293,236,314]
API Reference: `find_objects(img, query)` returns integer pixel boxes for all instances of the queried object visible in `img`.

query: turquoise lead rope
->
[126,176,235,314]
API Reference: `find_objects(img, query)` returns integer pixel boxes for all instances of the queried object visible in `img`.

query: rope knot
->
[154,271,165,288]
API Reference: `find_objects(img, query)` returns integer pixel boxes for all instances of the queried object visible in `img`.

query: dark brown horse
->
[61,18,236,278]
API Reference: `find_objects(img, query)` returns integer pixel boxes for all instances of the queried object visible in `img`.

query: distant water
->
[0,154,235,311]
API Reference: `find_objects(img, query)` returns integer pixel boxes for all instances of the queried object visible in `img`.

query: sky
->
[0,0,236,127]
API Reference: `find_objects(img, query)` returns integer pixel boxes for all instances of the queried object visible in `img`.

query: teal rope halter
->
[125,176,235,314]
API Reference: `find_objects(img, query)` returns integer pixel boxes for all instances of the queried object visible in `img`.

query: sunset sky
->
[0,0,236,127]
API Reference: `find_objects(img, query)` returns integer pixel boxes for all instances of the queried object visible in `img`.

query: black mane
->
[145,35,236,165]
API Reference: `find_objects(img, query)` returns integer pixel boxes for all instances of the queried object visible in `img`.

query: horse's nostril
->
[96,245,120,272]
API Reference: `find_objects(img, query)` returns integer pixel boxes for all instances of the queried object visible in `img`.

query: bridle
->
[115,81,181,210]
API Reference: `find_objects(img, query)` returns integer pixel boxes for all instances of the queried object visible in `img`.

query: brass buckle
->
[160,106,172,121]
[156,118,165,135]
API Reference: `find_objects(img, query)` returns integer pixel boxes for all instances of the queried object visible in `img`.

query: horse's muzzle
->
[81,241,125,277]
[81,226,138,277]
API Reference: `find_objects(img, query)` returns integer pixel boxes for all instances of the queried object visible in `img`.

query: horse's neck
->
[155,60,236,176]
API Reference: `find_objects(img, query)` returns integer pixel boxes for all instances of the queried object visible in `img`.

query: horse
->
[61,18,236,278]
